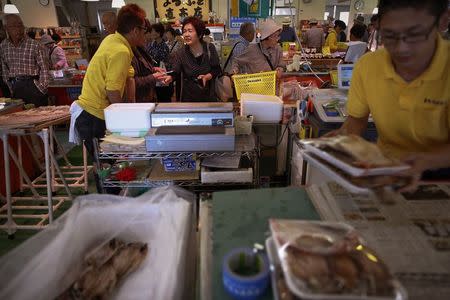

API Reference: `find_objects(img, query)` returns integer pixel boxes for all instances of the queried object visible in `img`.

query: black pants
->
[12,79,48,107]
[75,110,109,193]
[155,84,174,102]
[75,110,106,159]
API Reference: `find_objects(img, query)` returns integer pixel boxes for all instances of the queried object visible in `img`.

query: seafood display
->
[269,220,405,299]
[56,239,148,300]
[0,105,70,128]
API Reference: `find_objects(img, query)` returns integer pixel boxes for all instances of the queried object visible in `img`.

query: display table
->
[199,187,320,300]
[282,71,332,88]
[0,107,91,234]
[48,79,82,106]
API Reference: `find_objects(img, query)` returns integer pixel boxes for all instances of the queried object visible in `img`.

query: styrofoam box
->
[240,93,283,123]
[201,167,253,183]
[104,103,155,137]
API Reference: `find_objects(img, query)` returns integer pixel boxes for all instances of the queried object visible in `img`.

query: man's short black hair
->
[151,23,165,37]
[378,0,447,19]
[334,20,347,30]
[350,24,366,40]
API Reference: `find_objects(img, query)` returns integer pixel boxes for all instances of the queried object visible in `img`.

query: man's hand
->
[197,73,212,87]
[397,152,445,193]
[324,115,369,137]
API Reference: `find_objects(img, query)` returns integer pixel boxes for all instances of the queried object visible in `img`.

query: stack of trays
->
[299,136,410,194]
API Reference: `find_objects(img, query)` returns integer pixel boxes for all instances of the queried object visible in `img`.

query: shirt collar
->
[383,35,448,82]
[7,35,26,47]
[237,35,250,46]
[114,32,133,55]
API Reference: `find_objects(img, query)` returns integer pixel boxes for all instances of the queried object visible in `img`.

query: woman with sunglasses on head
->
[164,16,221,102]
[131,19,170,102]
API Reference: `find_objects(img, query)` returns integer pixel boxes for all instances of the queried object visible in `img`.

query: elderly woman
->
[231,19,285,78]
[40,34,69,70]
[165,16,221,102]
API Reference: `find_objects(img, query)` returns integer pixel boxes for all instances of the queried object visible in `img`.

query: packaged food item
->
[269,219,407,300]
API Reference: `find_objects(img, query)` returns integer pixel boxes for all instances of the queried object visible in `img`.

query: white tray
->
[266,237,288,300]
[266,234,408,300]
[303,151,371,194]
[302,143,410,177]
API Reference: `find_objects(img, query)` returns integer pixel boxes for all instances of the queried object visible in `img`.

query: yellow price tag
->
[221,45,232,60]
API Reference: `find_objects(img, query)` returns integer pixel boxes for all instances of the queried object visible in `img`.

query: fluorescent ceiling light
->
[4,0,19,14]
[112,0,125,8]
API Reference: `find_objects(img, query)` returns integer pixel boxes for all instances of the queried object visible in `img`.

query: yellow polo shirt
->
[347,36,450,159]
[76,33,134,120]
[324,29,338,52]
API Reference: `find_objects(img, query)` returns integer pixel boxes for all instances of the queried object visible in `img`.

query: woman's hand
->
[276,67,284,79]
[162,75,174,85]
[197,73,212,87]
[153,72,166,82]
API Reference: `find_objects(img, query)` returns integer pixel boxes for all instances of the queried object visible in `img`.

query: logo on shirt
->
[423,98,446,106]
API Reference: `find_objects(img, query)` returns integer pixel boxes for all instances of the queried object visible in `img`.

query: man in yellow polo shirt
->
[73,3,147,159]
[333,0,450,191]
[324,20,347,52]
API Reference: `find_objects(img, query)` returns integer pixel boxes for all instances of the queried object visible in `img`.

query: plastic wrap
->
[269,219,407,300]
[0,186,195,300]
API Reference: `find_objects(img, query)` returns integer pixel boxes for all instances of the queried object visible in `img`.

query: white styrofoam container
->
[200,167,253,183]
[104,103,155,137]
[240,93,283,123]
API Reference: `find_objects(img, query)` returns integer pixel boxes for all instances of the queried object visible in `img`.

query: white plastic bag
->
[0,186,195,300]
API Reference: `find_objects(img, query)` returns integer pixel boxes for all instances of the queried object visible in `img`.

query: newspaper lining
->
[307,183,450,299]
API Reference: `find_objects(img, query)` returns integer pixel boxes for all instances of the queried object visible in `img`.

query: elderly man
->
[302,18,325,50]
[102,11,117,35]
[0,14,49,107]
[223,22,255,74]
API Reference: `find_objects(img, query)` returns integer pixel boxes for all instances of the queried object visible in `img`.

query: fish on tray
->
[56,239,148,300]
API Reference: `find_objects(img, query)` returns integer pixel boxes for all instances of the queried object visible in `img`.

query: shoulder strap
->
[49,45,57,58]
[258,43,274,71]
[170,40,178,53]
[223,41,241,71]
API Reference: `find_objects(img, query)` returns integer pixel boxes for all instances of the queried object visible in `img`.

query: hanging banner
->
[238,0,270,18]
[155,0,210,22]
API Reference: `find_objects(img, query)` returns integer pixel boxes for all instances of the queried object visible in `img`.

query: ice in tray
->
[268,219,408,300]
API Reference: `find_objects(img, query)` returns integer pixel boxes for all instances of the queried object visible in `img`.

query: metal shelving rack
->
[94,134,260,192]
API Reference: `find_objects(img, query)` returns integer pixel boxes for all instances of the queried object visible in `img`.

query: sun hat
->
[282,17,291,25]
[354,15,365,24]
[40,34,54,45]
[259,19,282,40]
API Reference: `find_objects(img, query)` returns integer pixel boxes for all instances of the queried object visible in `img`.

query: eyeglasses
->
[137,25,148,33]
[380,19,437,46]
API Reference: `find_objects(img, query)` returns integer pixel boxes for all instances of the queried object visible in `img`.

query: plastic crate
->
[67,87,82,101]
[232,71,277,101]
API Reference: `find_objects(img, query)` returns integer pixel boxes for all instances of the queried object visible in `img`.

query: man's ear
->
[438,11,448,32]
